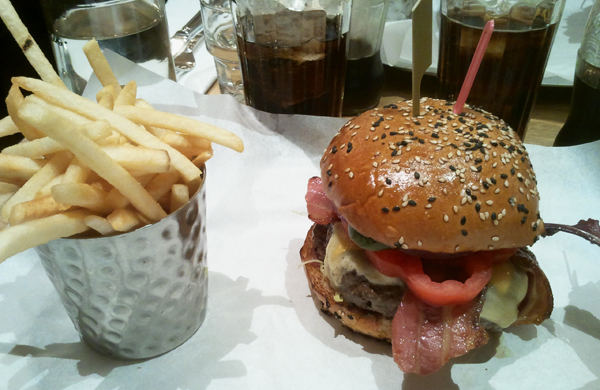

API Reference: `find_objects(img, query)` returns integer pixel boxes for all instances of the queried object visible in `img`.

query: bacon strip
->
[305,177,338,225]
[392,291,489,375]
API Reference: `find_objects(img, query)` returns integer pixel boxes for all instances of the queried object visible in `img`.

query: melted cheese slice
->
[323,222,405,289]
[322,222,528,329]
[480,260,529,328]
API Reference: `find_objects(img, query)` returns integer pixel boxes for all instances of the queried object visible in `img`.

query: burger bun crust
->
[320,99,544,254]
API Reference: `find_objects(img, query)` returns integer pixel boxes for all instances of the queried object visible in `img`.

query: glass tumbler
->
[200,0,245,102]
[437,0,566,140]
[231,0,352,116]
[40,0,176,95]
[554,0,600,146]
[342,0,390,116]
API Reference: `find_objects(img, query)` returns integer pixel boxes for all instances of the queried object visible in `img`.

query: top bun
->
[320,98,544,254]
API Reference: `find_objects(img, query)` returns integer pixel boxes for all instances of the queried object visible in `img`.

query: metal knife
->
[170,10,204,57]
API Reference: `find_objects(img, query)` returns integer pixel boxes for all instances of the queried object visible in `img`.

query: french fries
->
[13,76,205,187]
[82,39,121,93]
[0,3,245,264]
[16,99,167,222]
[114,105,244,153]
[170,184,190,213]
[0,0,66,89]
[0,116,19,137]
[1,151,71,220]
[0,210,91,262]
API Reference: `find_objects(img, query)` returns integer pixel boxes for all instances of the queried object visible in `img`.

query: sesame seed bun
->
[320,98,544,254]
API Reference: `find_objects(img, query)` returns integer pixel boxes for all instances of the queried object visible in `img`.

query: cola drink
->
[437,6,559,139]
[236,10,347,116]
[554,56,600,146]
[342,39,385,116]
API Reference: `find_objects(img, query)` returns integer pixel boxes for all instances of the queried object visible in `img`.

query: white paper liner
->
[1,54,599,389]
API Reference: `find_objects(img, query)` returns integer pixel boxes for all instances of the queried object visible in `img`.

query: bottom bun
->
[300,223,393,342]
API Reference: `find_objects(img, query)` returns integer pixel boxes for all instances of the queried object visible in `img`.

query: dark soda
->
[437,11,558,139]
[554,58,600,146]
[342,39,385,116]
[236,10,347,117]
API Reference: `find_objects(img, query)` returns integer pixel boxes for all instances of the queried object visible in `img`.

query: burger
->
[300,98,554,375]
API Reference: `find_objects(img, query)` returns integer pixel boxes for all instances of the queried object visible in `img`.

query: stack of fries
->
[0,1,244,263]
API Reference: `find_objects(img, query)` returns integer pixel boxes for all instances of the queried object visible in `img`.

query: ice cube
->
[253,9,327,47]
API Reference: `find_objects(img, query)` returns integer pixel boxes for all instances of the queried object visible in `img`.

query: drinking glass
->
[342,0,390,116]
[231,0,352,116]
[437,0,566,140]
[554,0,600,146]
[200,0,244,102]
[40,0,176,95]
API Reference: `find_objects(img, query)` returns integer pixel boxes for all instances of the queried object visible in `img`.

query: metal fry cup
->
[35,171,208,360]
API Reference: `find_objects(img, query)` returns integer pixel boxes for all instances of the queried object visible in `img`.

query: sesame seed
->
[492,236,500,241]
[378,189,384,197]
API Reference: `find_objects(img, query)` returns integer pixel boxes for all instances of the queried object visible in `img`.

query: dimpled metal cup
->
[35,172,207,360]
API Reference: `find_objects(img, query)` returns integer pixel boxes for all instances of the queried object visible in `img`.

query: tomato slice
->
[365,249,496,306]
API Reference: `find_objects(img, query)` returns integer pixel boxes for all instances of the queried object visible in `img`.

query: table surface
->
[207,66,572,147]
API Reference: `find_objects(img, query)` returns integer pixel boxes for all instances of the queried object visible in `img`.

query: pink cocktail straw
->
[453,19,495,115]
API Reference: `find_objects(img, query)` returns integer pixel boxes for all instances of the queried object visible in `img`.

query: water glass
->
[40,0,176,95]
[200,0,244,102]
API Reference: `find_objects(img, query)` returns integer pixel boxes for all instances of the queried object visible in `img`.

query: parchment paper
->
[0,54,599,389]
